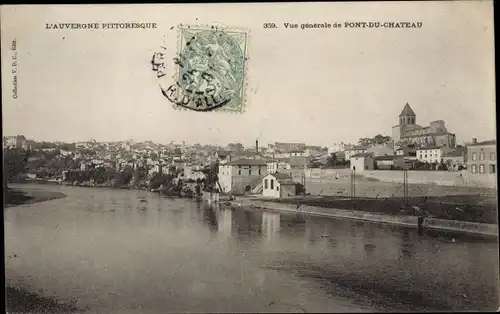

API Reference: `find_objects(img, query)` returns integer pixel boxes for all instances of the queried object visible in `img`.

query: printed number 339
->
[263,23,277,29]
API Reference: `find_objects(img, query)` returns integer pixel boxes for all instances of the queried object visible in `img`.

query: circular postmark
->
[179,30,245,110]
[152,26,248,112]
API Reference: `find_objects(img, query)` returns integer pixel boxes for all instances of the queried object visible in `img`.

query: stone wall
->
[289,168,496,189]
[231,176,262,195]
[362,170,496,188]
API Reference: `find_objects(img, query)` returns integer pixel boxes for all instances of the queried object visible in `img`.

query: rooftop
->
[265,172,296,185]
[403,132,455,137]
[417,147,442,151]
[351,152,373,158]
[467,140,496,147]
[399,103,416,117]
[375,155,400,161]
[350,146,369,151]
[225,158,267,166]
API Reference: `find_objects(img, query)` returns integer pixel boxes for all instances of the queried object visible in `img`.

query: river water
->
[5,184,499,313]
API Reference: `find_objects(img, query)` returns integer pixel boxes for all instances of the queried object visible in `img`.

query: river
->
[5,184,499,313]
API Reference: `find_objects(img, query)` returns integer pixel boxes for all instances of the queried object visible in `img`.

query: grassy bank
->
[4,187,66,207]
[6,286,82,313]
[261,195,498,224]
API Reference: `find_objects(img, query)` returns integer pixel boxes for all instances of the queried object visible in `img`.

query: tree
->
[359,134,392,146]
[437,163,448,171]
[3,148,30,186]
[372,134,392,145]
[358,137,373,146]
[331,153,337,165]
[149,173,174,189]
[445,159,453,171]
[114,168,133,187]
[325,156,335,168]
[227,143,244,152]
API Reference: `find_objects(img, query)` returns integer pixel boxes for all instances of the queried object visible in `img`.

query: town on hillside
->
[3,103,496,199]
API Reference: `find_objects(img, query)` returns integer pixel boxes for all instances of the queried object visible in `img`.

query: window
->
[264,179,268,189]
[490,165,496,174]
[479,152,485,161]
[472,152,477,161]
[471,164,477,174]
[479,164,485,174]
[270,179,274,190]
[249,169,252,175]
[276,185,279,191]
[490,153,496,161]
[238,170,241,175]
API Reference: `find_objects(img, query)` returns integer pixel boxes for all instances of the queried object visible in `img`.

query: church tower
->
[399,103,416,125]
[392,102,416,143]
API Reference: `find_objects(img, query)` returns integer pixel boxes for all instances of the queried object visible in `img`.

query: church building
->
[392,103,456,148]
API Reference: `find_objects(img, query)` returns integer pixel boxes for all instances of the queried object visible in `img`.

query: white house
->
[262,173,297,198]
[350,152,374,173]
[345,146,369,160]
[416,147,453,163]
[218,158,267,194]
[266,158,292,174]
[328,142,353,155]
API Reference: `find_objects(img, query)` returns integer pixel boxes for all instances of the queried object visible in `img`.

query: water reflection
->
[217,208,233,238]
[262,212,281,245]
[5,184,499,313]
[203,205,218,233]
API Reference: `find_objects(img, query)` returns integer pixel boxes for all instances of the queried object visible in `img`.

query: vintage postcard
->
[2,2,498,313]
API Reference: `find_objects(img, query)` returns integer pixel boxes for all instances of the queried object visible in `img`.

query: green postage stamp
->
[152,25,249,113]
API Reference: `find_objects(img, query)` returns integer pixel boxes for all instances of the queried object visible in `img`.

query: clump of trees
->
[226,143,244,152]
[410,160,452,171]
[315,153,350,169]
[64,167,118,185]
[358,134,392,146]
[3,148,30,187]
[149,173,175,189]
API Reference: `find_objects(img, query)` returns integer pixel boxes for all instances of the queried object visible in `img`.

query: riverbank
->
[229,197,498,237]
[6,286,82,313]
[4,186,67,207]
[262,195,498,224]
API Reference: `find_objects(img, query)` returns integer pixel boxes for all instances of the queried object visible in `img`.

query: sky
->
[1,2,496,148]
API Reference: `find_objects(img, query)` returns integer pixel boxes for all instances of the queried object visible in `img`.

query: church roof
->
[399,103,416,117]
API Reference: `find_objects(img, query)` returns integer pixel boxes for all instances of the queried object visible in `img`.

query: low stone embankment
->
[229,198,498,237]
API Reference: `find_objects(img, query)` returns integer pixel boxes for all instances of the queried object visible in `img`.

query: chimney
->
[472,138,478,144]
[255,140,259,155]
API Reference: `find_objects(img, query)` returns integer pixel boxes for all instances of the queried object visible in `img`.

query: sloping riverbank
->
[4,187,67,207]
[229,197,498,237]
[6,286,83,313]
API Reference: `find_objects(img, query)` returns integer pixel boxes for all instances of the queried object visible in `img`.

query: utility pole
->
[403,169,409,206]
[351,166,356,198]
